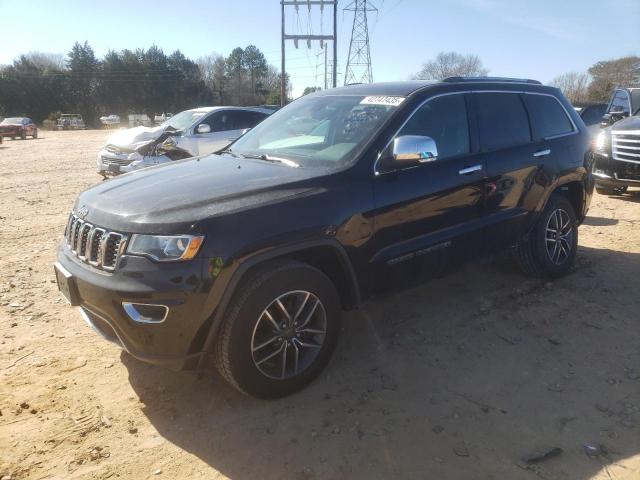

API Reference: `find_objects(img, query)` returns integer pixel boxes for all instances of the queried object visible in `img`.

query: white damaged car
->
[97,106,272,177]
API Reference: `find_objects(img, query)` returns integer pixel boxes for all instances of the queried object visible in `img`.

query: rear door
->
[371,92,485,287]
[476,91,577,252]
[472,92,536,252]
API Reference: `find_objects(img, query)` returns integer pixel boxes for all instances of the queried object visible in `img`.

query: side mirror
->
[196,124,211,134]
[382,135,438,168]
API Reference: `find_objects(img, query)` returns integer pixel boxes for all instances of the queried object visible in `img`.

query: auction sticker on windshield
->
[360,96,405,106]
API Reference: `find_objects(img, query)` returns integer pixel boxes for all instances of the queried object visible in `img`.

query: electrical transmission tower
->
[344,0,377,85]
[281,1,338,106]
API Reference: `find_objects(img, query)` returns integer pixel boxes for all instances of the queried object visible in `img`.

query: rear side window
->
[398,93,470,160]
[580,104,606,126]
[524,94,574,139]
[475,93,531,151]
[232,111,269,130]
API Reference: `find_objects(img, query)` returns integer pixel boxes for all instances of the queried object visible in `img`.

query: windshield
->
[229,95,402,168]
[161,110,207,131]
[1,118,24,125]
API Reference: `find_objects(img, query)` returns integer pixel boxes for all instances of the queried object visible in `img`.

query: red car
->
[0,117,38,140]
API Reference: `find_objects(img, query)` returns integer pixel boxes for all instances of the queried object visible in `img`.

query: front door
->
[370,92,485,290]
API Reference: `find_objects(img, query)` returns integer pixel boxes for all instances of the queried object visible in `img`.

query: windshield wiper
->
[219,148,240,158]
[240,153,299,167]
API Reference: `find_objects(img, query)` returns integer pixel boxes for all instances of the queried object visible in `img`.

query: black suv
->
[593,87,640,194]
[55,78,593,398]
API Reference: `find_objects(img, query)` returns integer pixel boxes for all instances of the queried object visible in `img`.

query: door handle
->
[533,148,551,157]
[458,164,482,175]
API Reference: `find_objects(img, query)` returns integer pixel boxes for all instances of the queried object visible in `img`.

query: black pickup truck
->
[55,78,593,398]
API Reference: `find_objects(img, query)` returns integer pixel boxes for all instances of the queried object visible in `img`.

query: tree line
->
[412,51,640,106]
[0,42,289,126]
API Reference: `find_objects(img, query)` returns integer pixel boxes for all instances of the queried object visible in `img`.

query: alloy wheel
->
[250,290,327,380]
[545,208,573,265]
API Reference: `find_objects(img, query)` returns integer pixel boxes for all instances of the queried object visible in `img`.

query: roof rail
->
[442,76,542,85]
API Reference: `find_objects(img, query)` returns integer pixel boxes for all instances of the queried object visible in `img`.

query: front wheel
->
[20,130,26,140]
[32,130,38,139]
[214,259,341,398]
[515,194,578,278]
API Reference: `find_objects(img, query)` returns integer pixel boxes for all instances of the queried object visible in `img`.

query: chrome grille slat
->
[613,133,640,163]
[63,212,127,272]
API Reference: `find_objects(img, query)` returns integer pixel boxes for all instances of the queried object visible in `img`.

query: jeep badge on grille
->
[77,206,89,218]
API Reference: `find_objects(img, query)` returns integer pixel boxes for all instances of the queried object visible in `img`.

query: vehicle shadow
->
[582,216,619,226]
[598,190,640,204]
[123,246,640,480]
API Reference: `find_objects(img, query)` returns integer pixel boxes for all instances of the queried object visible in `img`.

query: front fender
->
[194,238,360,373]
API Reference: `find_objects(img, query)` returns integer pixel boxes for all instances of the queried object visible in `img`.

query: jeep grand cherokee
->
[55,78,593,398]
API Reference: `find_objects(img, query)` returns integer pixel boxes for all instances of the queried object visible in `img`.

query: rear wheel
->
[20,130,26,140]
[214,259,341,398]
[32,130,38,139]
[515,194,578,278]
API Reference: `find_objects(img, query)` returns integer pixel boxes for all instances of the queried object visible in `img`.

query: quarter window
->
[524,94,574,139]
[398,94,470,160]
[476,93,531,151]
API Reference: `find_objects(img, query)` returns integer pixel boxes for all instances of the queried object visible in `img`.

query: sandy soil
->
[1,130,639,480]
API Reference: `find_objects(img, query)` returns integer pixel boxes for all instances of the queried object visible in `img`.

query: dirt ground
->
[1,130,639,480]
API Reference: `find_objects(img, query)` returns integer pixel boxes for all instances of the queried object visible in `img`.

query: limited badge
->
[360,96,406,107]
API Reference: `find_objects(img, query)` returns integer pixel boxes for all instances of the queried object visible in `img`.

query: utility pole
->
[324,45,328,90]
[280,0,338,107]
[344,0,377,85]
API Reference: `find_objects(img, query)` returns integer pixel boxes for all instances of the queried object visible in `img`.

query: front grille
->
[64,213,127,272]
[101,156,133,166]
[612,133,640,164]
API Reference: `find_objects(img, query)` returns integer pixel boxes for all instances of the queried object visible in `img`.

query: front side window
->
[230,95,399,168]
[610,91,630,115]
[524,94,574,139]
[397,94,470,160]
[200,111,233,132]
[476,93,531,151]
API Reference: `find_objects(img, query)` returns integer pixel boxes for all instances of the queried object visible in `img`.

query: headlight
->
[127,234,204,262]
[594,131,608,153]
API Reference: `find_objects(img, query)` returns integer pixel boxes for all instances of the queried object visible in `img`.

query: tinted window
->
[476,93,531,150]
[200,111,233,132]
[610,91,630,114]
[580,104,607,126]
[231,110,269,130]
[398,94,469,159]
[524,94,574,138]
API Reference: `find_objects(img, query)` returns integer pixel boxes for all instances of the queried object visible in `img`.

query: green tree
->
[587,56,640,102]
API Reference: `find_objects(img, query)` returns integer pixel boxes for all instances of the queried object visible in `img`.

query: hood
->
[610,115,640,132]
[75,154,326,233]
[105,125,169,149]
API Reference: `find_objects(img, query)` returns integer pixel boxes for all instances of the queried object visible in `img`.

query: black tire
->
[20,130,26,140]
[214,259,341,399]
[33,130,38,139]
[515,194,578,279]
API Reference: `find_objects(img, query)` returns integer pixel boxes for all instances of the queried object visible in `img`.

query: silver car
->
[97,106,272,177]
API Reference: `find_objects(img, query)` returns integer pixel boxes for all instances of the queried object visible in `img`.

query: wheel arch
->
[193,239,360,373]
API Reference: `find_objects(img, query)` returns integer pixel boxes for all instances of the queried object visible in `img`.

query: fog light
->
[122,302,169,323]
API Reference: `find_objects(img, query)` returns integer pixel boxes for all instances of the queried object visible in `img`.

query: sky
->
[0,0,638,98]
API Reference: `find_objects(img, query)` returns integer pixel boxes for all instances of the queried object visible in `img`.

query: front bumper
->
[56,241,212,370]
[97,149,137,175]
[593,153,640,188]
